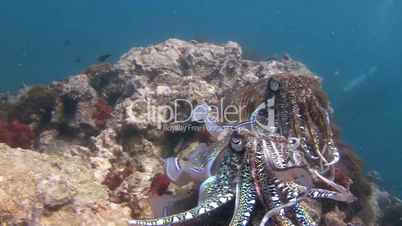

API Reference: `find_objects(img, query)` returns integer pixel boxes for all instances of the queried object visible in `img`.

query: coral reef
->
[0,144,131,225]
[0,119,34,149]
[8,86,56,127]
[0,39,398,225]
[93,98,113,129]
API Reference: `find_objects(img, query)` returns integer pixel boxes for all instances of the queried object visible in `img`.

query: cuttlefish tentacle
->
[229,159,257,226]
[284,178,356,205]
[250,137,270,207]
[324,145,340,167]
[307,188,356,203]
[292,202,317,226]
[285,184,317,226]
[260,181,315,226]
[260,178,296,226]
[165,144,225,186]
[255,136,296,226]
[130,151,241,226]
[198,176,219,204]
[198,148,238,203]
[129,192,235,225]
[259,200,300,226]
[164,157,206,186]
[311,170,344,191]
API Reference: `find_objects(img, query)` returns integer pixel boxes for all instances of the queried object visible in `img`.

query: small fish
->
[96,54,112,63]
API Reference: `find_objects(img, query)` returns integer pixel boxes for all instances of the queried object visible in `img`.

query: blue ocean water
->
[1,0,401,195]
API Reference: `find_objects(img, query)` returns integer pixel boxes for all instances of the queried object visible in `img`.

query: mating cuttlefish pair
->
[130,73,356,226]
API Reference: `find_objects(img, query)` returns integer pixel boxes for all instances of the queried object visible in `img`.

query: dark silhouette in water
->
[63,40,71,47]
[74,57,81,63]
[96,54,112,63]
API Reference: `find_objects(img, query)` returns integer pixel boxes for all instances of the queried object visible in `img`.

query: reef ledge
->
[0,39,400,226]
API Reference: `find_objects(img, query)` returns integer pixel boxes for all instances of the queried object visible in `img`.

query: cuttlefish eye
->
[268,78,281,92]
[230,132,244,152]
[258,108,267,116]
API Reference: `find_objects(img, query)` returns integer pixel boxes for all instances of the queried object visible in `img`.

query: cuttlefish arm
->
[198,176,218,204]
[289,170,357,204]
[129,190,235,225]
[259,178,298,226]
[164,157,207,186]
[229,160,257,226]
[307,188,356,203]
[164,143,224,186]
[131,151,240,226]
[325,145,340,167]
[285,184,317,226]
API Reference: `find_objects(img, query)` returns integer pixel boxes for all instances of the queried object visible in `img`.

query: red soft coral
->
[92,98,113,128]
[0,118,10,144]
[103,166,133,191]
[149,173,171,196]
[7,120,35,149]
[0,119,34,149]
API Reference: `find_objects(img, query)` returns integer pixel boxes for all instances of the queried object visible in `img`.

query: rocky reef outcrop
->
[0,144,131,225]
[0,39,399,226]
